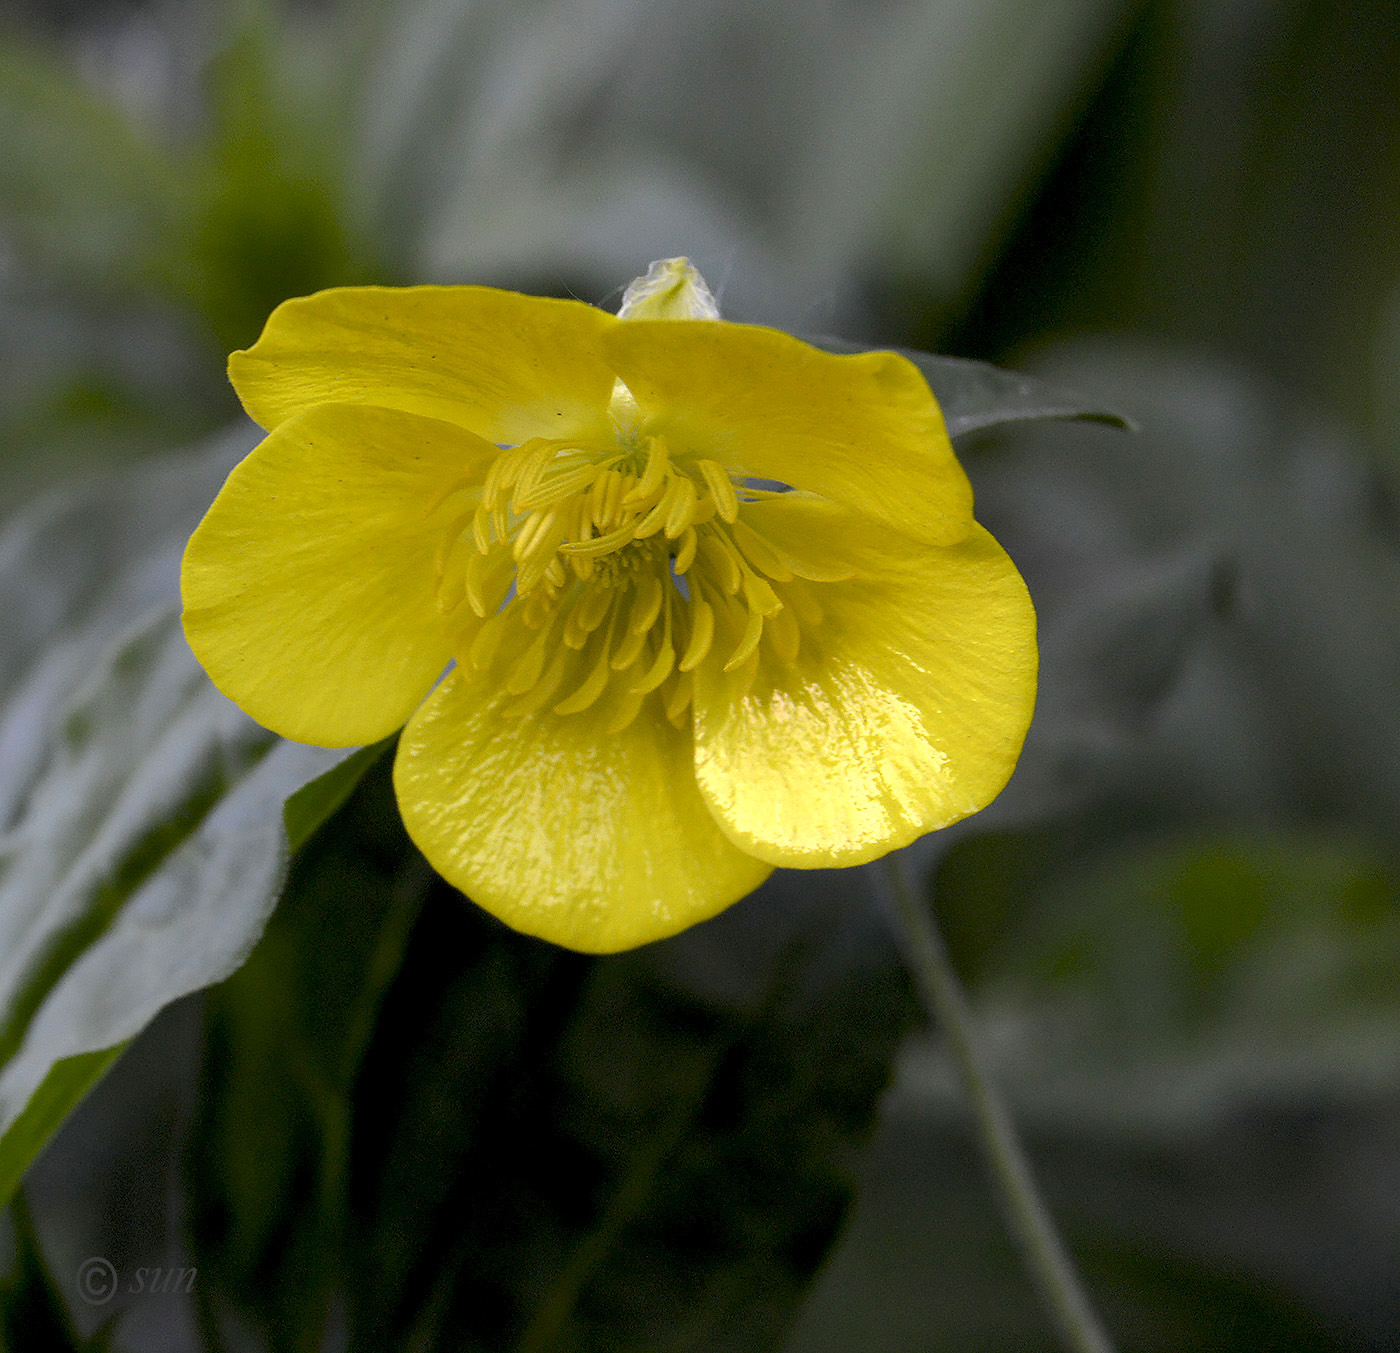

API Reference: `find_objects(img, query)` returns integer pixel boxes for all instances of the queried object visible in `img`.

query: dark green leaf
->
[804,334,1136,437]
[283,738,394,854]
[0,607,353,1201]
[0,435,357,1201]
[189,764,914,1353]
[0,1047,127,1214]
[0,1190,89,1352]
[190,756,427,1353]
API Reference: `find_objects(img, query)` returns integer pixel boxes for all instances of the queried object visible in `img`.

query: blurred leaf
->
[282,738,393,854]
[0,1191,89,1352]
[190,769,913,1353]
[806,335,1134,437]
[0,1048,126,1213]
[1086,1238,1366,1353]
[0,608,352,1201]
[789,0,1135,301]
[190,754,426,1353]
[0,432,364,1202]
[0,38,182,291]
[919,830,1400,1135]
[166,10,383,352]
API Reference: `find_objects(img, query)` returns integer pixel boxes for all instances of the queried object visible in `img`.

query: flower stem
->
[880,856,1117,1353]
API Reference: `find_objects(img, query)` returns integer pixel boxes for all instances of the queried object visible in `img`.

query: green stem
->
[880,856,1116,1353]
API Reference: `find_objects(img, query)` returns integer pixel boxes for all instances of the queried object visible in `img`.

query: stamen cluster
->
[430,429,849,731]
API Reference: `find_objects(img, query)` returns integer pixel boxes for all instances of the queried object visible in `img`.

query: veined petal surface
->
[229,286,619,445]
[692,496,1036,868]
[602,321,974,546]
[181,404,491,746]
[394,670,773,953]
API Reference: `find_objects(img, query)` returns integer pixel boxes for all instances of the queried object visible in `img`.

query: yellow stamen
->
[468,612,508,672]
[511,443,558,510]
[628,575,663,634]
[564,584,613,648]
[610,624,648,671]
[558,520,637,557]
[472,504,492,553]
[730,519,794,581]
[501,647,570,717]
[665,670,694,724]
[631,638,675,693]
[633,478,680,539]
[505,629,551,694]
[678,598,714,672]
[628,437,670,502]
[514,459,597,512]
[742,570,782,617]
[697,532,743,595]
[512,507,557,563]
[603,687,646,734]
[465,547,508,618]
[664,476,698,539]
[696,460,738,523]
[767,601,801,663]
[673,526,698,574]
[724,605,764,672]
[554,636,614,715]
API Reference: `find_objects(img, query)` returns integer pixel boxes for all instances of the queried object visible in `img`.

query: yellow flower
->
[181,259,1036,952]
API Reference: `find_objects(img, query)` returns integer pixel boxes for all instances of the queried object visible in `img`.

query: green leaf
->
[0,38,183,291]
[0,1188,90,1351]
[189,757,431,1353]
[0,436,369,1204]
[188,765,914,1353]
[0,1047,127,1219]
[0,608,354,1201]
[283,738,394,853]
[805,334,1135,437]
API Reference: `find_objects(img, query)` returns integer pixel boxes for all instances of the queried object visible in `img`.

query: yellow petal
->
[229,285,618,446]
[691,495,1037,867]
[601,321,974,545]
[181,404,493,746]
[393,670,773,953]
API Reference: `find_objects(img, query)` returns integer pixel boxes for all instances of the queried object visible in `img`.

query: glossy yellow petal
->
[692,496,1036,867]
[182,404,495,746]
[601,321,974,545]
[229,285,619,445]
[394,669,773,953]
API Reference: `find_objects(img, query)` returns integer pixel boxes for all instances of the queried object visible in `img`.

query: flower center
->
[429,429,845,731]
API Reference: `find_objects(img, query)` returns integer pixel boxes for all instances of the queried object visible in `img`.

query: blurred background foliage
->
[0,0,1398,1350]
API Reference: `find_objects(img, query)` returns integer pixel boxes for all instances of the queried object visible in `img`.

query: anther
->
[678,598,714,672]
[742,571,782,617]
[505,631,551,694]
[696,460,739,523]
[724,606,764,671]
[627,437,669,502]
[730,519,794,581]
[664,670,694,723]
[610,624,648,670]
[631,639,675,693]
[628,575,663,634]
[664,476,698,538]
[502,648,569,717]
[554,644,613,715]
[767,601,801,663]
[673,526,698,574]
[698,532,743,594]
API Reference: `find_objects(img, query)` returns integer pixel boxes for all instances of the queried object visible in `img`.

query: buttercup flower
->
[181,259,1036,952]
